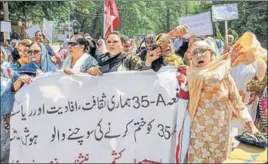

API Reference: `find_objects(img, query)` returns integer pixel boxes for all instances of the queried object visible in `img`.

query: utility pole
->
[166,8,170,32]
[3,1,9,41]
[68,6,71,39]
[3,1,9,21]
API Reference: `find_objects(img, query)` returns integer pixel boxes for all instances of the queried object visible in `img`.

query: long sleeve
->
[0,74,18,116]
[216,28,225,42]
[232,30,239,41]
[227,75,253,123]
[123,54,151,71]
[80,55,99,73]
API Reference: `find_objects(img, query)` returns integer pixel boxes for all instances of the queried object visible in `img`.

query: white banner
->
[0,21,11,32]
[10,69,190,163]
[212,4,239,22]
[43,19,53,43]
[57,34,67,41]
[178,11,213,37]
[26,25,41,39]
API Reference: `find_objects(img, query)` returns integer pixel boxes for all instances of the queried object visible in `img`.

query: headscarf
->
[97,39,107,55]
[40,43,58,72]
[1,43,57,116]
[187,41,231,117]
[155,33,184,68]
[205,37,221,58]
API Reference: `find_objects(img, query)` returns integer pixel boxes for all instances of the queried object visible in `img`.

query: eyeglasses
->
[20,54,29,57]
[68,42,80,47]
[192,49,209,57]
[28,50,41,57]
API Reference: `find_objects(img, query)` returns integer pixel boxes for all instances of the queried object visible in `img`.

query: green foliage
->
[7,0,268,47]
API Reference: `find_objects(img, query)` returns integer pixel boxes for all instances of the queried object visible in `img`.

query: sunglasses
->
[28,50,41,56]
[68,42,80,47]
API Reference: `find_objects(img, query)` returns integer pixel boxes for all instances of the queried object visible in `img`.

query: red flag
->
[104,0,120,39]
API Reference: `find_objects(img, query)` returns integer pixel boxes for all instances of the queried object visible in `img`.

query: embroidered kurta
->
[187,54,252,163]
[61,53,98,73]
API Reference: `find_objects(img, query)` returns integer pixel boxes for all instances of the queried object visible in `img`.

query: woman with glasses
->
[186,40,258,163]
[140,25,189,72]
[61,35,99,75]
[9,39,32,72]
[1,41,57,117]
[27,42,58,74]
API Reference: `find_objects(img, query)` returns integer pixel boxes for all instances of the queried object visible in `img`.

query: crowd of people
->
[1,24,267,163]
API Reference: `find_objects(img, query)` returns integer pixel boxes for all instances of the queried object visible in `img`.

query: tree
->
[7,0,268,47]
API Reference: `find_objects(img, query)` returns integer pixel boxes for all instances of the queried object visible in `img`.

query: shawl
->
[40,43,58,72]
[0,43,57,116]
[97,52,127,73]
[187,53,231,117]
[61,53,98,73]
[231,32,267,81]
[163,53,184,68]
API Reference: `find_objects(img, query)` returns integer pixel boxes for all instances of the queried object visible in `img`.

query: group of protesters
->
[1,23,267,163]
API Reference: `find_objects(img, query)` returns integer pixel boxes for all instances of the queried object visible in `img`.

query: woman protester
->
[91,31,160,75]
[61,35,99,75]
[34,31,57,63]
[9,39,32,72]
[186,40,259,163]
[0,41,57,163]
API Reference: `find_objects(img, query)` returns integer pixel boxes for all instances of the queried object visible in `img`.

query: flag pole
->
[103,0,105,39]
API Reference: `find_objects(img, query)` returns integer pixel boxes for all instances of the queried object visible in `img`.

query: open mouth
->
[198,60,204,64]
[165,48,171,53]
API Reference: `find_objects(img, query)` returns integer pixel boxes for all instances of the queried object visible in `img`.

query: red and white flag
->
[104,0,120,39]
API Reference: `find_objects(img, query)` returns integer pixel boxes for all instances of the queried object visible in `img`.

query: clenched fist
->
[169,25,189,38]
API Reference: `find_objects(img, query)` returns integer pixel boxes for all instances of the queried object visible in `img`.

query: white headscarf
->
[97,39,107,55]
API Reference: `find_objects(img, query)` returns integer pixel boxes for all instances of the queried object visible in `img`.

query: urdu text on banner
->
[9,68,191,163]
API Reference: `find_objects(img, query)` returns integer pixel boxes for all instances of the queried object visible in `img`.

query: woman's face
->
[29,44,42,64]
[106,34,123,56]
[35,32,44,42]
[145,37,153,50]
[159,40,172,56]
[123,41,131,53]
[191,48,212,67]
[97,40,103,47]
[18,44,31,64]
[68,38,84,57]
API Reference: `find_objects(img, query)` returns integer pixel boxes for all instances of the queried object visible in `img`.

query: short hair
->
[35,31,45,38]
[17,39,32,48]
[30,41,42,50]
[106,31,125,43]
